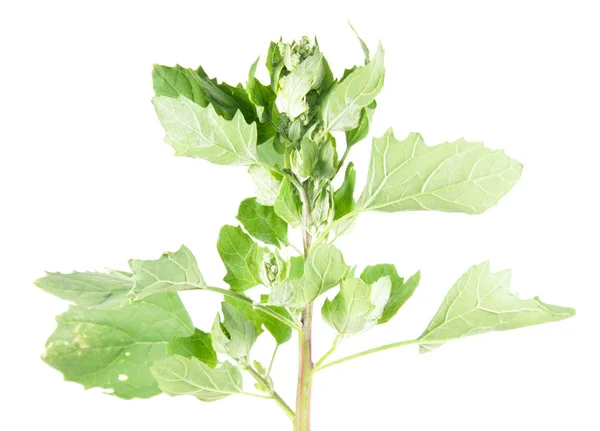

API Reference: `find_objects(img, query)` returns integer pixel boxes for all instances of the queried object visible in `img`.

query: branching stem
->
[246,363,295,420]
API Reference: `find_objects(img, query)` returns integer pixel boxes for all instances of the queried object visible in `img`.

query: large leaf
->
[322,277,391,335]
[167,328,218,369]
[269,244,350,308]
[237,198,288,246]
[211,302,258,359]
[276,52,327,120]
[153,95,257,166]
[35,271,132,309]
[360,264,420,324]
[419,261,575,352]
[322,44,385,132]
[151,356,243,402]
[42,293,194,399]
[130,245,205,299]
[358,130,523,214]
[217,225,262,292]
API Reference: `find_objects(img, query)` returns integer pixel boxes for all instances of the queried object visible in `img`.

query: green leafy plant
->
[36,31,575,430]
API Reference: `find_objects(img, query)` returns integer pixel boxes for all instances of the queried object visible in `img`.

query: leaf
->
[276,52,327,120]
[349,22,370,64]
[153,95,257,166]
[274,177,302,228]
[237,198,288,246]
[151,356,243,402]
[345,100,376,147]
[322,277,391,335]
[217,225,262,292]
[419,261,576,352]
[257,137,285,167]
[211,302,258,359]
[247,58,277,118]
[322,44,385,132]
[248,164,281,206]
[130,245,205,299]
[226,295,292,345]
[42,293,194,399]
[35,271,132,309]
[358,130,523,214]
[360,264,420,324]
[152,64,208,106]
[167,328,218,369]
[333,162,356,220]
[269,244,350,308]
[266,41,284,92]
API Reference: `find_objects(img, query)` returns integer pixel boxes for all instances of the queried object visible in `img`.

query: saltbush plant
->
[36,31,575,430]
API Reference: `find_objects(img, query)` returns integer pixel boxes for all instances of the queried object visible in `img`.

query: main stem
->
[295,183,314,431]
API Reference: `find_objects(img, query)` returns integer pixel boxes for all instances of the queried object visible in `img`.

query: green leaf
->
[151,356,243,401]
[237,198,288,246]
[276,52,327,120]
[360,264,420,324]
[211,302,258,359]
[248,164,281,206]
[345,100,376,147]
[152,64,208,106]
[322,276,391,335]
[153,95,258,166]
[35,271,132,309]
[333,162,356,220]
[313,138,338,179]
[217,225,262,292]
[257,137,285,167]
[358,130,523,214]
[322,44,385,132]
[42,293,194,399]
[269,244,350,308]
[247,58,276,117]
[274,177,302,228]
[167,328,218,369]
[419,261,576,352]
[266,41,285,92]
[130,245,205,299]
[349,23,370,64]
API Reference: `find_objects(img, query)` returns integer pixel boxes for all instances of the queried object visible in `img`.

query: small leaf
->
[259,295,294,345]
[358,130,523,214]
[130,245,205,299]
[151,356,243,402]
[345,100,376,147]
[248,164,282,206]
[167,328,219,369]
[247,58,277,120]
[211,302,258,359]
[266,41,285,92]
[322,277,391,335]
[34,271,132,309]
[153,95,257,166]
[237,198,288,246]
[333,162,356,220]
[360,264,420,324]
[274,177,302,228]
[322,44,385,132]
[349,23,370,64]
[152,64,208,106]
[269,244,350,308]
[42,293,193,399]
[217,225,262,292]
[419,261,575,352]
[257,137,285,167]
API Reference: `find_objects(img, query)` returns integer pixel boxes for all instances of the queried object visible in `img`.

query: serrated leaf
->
[419,261,575,352]
[360,264,420,324]
[269,244,350,308]
[358,130,523,214]
[167,328,218,369]
[276,52,327,120]
[35,271,132,309]
[333,162,356,220]
[153,95,257,166]
[237,198,288,246]
[130,245,205,299]
[248,164,281,206]
[274,177,303,228]
[211,302,258,359]
[322,44,384,132]
[217,225,262,292]
[322,277,391,335]
[42,293,193,399]
[151,356,242,402]
[345,100,376,147]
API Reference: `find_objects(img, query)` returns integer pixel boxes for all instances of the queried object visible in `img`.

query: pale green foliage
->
[419,262,575,352]
[151,356,243,401]
[36,30,574,428]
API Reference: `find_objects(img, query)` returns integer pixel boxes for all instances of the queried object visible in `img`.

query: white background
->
[1,1,598,430]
